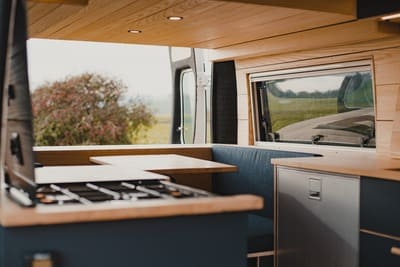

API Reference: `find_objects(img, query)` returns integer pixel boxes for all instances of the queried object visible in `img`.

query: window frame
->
[249,59,377,148]
[179,68,197,144]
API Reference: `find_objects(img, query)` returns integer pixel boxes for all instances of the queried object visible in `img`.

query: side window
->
[27,39,173,146]
[180,69,196,144]
[251,61,376,148]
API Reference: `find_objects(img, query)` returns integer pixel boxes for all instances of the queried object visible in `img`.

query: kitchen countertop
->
[0,193,262,227]
[272,152,400,181]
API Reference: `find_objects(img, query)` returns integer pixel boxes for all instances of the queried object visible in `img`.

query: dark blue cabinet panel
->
[360,232,400,267]
[0,213,247,267]
[360,177,400,237]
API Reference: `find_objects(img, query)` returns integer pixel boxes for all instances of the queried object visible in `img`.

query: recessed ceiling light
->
[128,29,142,34]
[167,16,183,21]
[381,13,400,21]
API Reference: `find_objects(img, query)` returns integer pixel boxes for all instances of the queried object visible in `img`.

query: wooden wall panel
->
[374,48,400,85]
[234,37,400,70]
[376,84,399,121]
[235,68,253,145]
[34,145,212,166]
[233,26,400,154]
[237,119,249,145]
[376,121,393,154]
[237,94,248,120]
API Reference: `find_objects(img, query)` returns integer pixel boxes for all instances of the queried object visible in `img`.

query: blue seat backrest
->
[212,145,314,219]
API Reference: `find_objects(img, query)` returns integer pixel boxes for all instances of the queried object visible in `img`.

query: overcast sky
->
[276,75,346,93]
[27,39,173,98]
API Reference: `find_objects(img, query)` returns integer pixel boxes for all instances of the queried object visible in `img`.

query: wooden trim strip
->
[0,194,263,227]
[247,251,274,258]
[360,229,400,242]
[391,247,400,256]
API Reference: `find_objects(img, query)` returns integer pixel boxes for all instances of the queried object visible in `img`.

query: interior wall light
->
[128,29,142,34]
[381,13,400,21]
[167,16,183,21]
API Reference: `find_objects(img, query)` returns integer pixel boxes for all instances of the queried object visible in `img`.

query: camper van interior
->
[1,0,400,266]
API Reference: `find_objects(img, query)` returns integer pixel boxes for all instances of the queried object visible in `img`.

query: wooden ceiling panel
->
[27,0,356,48]
[214,0,356,15]
[29,0,88,5]
[39,0,144,38]
[28,3,84,37]
[99,0,227,46]
[27,2,61,25]
[188,9,354,48]
[54,0,186,41]
[128,2,300,46]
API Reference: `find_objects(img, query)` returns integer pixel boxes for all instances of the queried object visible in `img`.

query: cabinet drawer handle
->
[391,247,400,256]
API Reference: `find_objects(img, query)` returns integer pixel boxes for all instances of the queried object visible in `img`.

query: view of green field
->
[268,93,337,132]
[135,115,171,144]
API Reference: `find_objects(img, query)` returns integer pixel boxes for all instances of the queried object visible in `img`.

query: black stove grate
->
[35,180,213,205]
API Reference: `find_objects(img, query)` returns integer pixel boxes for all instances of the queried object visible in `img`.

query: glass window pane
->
[27,39,173,145]
[181,69,196,144]
[252,66,375,148]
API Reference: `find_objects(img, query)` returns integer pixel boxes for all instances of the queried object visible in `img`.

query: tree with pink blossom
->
[32,73,155,146]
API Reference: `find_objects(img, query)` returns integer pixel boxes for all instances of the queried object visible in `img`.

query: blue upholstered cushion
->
[211,145,314,253]
[212,145,313,219]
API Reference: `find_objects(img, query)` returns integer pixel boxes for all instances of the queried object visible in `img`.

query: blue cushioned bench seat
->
[211,145,315,255]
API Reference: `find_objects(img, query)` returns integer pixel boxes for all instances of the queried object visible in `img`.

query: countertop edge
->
[272,155,400,182]
[0,194,263,227]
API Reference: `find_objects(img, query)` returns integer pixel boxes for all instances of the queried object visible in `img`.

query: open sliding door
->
[169,47,210,144]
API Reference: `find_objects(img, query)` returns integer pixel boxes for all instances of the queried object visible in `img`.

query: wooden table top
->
[90,154,237,174]
[35,165,169,184]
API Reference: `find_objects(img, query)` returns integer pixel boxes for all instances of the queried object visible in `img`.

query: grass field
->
[268,93,337,132]
[135,93,339,143]
[135,115,171,144]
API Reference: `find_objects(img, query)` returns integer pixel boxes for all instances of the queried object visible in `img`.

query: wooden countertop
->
[0,160,254,227]
[272,152,400,182]
[90,154,237,174]
[0,193,262,227]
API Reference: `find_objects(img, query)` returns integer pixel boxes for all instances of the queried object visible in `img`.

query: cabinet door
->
[360,232,400,267]
[277,167,360,267]
[361,177,400,237]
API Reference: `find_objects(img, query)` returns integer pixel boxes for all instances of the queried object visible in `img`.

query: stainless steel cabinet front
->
[276,167,360,267]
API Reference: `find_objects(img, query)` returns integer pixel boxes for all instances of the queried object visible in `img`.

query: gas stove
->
[34,180,213,205]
